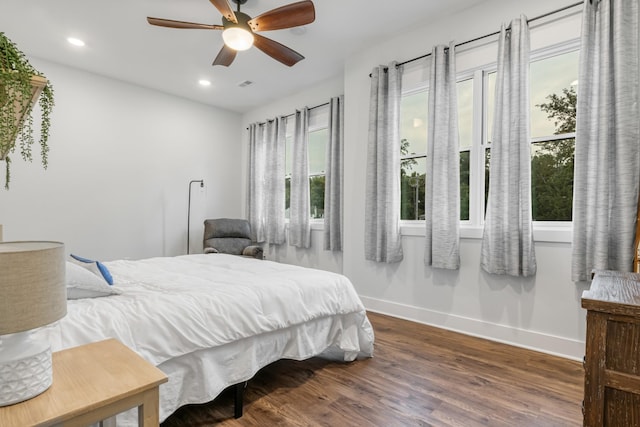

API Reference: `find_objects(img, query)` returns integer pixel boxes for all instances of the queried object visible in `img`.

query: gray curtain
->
[425,43,460,270]
[289,108,311,248]
[365,63,403,263]
[247,123,264,242]
[324,95,344,251]
[247,118,286,245]
[480,16,536,277]
[571,0,640,281]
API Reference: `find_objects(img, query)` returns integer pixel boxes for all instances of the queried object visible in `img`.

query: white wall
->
[0,59,243,260]
[243,0,590,359]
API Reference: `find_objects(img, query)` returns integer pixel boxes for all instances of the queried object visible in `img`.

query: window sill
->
[532,224,572,243]
[400,223,484,239]
[285,220,325,231]
[400,222,572,243]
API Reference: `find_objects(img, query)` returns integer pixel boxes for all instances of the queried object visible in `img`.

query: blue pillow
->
[69,254,114,286]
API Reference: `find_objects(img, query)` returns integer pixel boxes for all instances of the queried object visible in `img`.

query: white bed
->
[40,254,375,425]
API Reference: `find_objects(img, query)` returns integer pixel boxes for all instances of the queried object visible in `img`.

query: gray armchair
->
[203,218,263,259]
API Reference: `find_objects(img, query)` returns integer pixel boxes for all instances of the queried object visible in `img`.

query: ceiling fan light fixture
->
[148,0,316,67]
[222,27,254,51]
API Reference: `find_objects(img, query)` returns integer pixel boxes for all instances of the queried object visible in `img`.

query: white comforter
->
[49,254,374,363]
[42,254,374,424]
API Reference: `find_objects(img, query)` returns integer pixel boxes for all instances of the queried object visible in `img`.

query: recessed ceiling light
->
[198,79,211,87]
[67,37,85,47]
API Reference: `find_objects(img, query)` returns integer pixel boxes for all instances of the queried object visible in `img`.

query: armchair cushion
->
[206,237,252,256]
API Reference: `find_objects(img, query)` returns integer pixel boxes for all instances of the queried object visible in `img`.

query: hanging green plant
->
[0,32,55,189]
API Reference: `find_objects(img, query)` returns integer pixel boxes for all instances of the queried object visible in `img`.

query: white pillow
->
[66,262,121,299]
[69,254,113,285]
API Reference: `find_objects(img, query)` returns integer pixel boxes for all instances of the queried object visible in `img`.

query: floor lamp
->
[187,179,204,254]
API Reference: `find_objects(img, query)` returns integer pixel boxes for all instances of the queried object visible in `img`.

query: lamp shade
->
[0,241,66,335]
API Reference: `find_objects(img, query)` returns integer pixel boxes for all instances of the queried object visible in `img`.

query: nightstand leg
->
[138,388,161,426]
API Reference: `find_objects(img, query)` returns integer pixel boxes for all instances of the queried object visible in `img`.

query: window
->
[485,48,579,221]
[458,78,473,221]
[399,79,474,221]
[400,42,579,227]
[285,110,329,220]
[530,50,578,221]
[308,128,327,219]
[400,90,427,220]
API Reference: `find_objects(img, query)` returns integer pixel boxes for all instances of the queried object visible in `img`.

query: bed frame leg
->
[234,381,247,418]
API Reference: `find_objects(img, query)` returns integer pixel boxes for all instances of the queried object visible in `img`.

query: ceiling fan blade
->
[147,17,223,30]
[253,33,304,67]
[209,0,237,24]
[212,45,237,67]
[248,1,315,32]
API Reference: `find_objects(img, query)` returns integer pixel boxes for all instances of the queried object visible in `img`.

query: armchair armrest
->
[242,245,264,259]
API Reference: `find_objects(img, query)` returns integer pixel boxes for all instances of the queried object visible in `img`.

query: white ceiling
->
[1,0,485,113]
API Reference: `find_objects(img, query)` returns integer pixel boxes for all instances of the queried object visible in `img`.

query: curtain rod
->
[370,0,583,74]
[247,101,330,129]
[282,101,329,119]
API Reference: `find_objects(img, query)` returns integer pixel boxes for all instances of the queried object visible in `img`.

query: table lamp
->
[0,241,66,406]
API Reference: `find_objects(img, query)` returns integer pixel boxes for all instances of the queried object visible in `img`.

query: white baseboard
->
[360,296,584,361]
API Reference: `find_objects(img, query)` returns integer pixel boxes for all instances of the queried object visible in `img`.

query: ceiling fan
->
[147,0,315,67]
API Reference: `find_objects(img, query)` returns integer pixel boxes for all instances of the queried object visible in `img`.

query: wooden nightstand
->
[0,338,168,427]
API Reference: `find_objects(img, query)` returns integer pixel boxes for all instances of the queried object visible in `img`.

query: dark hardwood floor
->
[162,312,584,426]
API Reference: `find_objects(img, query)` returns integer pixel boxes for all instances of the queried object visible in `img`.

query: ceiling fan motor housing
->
[222,11,252,31]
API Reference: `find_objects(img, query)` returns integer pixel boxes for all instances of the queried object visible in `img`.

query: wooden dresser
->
[582,270,640,426]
